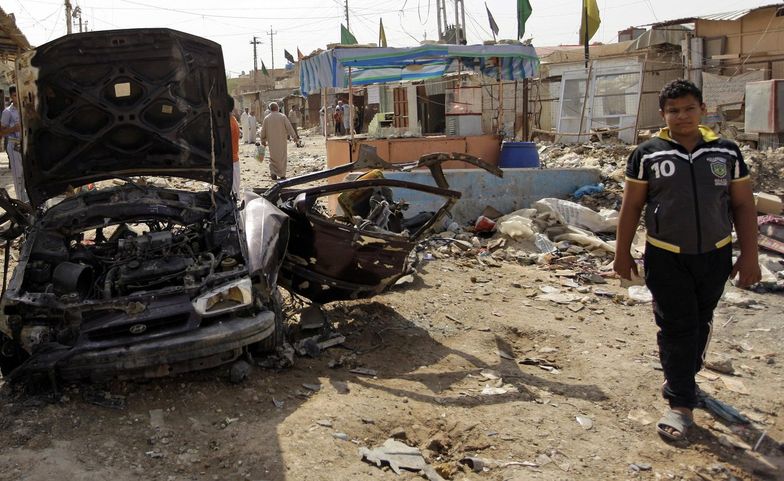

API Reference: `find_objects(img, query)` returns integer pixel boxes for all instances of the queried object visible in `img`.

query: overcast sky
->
[7,0,777,75]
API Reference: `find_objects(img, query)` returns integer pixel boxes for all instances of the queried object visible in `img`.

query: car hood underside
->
[17,28,233,207]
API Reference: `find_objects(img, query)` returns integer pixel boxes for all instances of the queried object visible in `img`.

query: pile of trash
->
[427,198,619,275]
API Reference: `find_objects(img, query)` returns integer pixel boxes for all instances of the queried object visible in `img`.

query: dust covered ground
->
[0,134,782,481]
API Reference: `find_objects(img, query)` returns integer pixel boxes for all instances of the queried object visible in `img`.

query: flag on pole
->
[579,0,601,45]
[517,0,532,39]
[284,49,295,64]
[341,24,358,45]
[485,3,499,37]
[261,61,270,76]
[297,47,304,60]
[379,18,387,47]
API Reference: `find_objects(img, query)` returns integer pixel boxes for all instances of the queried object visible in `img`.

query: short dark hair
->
[227,95,235,110]
[8,85,16,95]
[659,79,702,110]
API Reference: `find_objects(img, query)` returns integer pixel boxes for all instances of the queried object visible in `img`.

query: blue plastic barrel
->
[499,142,540,168]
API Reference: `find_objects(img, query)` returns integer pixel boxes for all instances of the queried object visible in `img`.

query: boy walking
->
[613,79,760,441]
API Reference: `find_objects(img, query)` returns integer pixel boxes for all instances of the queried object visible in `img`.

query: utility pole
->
[267,26,277,70]
[436,0,446,41]
[64,0,73,34]
[250,36,262,82]
[344,0,350,32]
[453,0,465,44]
[73,6,83,33]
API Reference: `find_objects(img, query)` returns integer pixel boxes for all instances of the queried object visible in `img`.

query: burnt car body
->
[0,28,501,382]
[262,146,502,304]
[0,29,289,381]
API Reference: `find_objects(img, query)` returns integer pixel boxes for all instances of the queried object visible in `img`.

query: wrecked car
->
[0,28,501,383]
[0,29,288,381]
[262,146,502,304]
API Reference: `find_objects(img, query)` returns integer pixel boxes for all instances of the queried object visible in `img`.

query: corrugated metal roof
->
[650,3,783,27]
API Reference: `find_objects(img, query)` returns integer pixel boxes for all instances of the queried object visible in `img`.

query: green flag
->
[517,0,532,39]
[341,24,358,45]
[261,61,270,77]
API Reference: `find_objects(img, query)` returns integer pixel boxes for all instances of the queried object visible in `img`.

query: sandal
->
[656,409,693,441]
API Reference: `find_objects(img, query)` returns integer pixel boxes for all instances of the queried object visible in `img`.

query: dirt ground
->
[0,133,782,481]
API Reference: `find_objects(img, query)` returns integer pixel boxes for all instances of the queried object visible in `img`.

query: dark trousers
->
[644,243,732,409]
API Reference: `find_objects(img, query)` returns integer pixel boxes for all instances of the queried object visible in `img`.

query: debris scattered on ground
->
[359,439,446,481]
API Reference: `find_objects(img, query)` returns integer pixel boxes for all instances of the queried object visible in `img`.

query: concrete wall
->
[383,168,602,224]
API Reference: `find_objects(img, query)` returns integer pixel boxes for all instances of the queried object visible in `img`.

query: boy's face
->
[660,95,705,139]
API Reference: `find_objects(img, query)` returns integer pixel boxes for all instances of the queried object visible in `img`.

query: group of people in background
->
[317,99,362,137]
[238,104,301,145]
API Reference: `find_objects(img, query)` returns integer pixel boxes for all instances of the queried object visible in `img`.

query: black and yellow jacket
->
[625,126,749,255]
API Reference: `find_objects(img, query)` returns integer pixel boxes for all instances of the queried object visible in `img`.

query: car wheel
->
[0,332,28,378]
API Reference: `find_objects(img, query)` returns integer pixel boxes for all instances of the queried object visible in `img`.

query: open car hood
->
[17,29,233,207]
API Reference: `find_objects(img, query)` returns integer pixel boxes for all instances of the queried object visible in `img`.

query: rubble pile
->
[539,143,784,199]
[426,198,619,286]
[422,192,784,295]
[539,143,633,183]
[740,145,784,195]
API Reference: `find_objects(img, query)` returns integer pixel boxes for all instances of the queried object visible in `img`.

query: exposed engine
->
[21,219,243,300]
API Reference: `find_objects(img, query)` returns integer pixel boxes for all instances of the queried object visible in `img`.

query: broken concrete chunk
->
[705,356,735,375]
[754,193,782,215]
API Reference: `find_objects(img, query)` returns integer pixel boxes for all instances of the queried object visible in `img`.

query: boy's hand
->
[613,251,639,280]
[731,254,761,288]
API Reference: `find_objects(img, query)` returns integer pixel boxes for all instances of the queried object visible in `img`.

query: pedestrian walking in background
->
[245,111,258,144]
[614,79,761,442]
[0,86,27,203]
[333,100,344,136]
[260,102,299,180]
[287,105,301,136]
[240,108,250,144]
